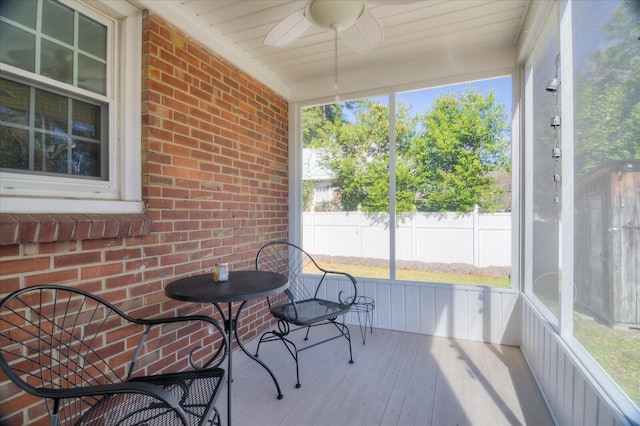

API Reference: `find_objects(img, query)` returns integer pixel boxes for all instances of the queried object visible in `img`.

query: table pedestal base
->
[215,301,283,426]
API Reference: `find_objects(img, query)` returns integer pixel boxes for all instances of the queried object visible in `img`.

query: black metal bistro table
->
[165,270,289,426]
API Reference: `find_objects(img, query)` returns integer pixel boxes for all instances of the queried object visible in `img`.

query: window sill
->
[0,213,152,245]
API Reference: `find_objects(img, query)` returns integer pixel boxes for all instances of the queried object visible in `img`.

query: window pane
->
[41,0,73,45]
[40,39,73,84]
[0,126,29,170]
[38,132,68,173]
[0,0,37,28]
[572,0,640,407]
[71,99,102,178]
[395,78,512,287]
[79,15,107,60]
[302,99,391,279]
[78,54,106,95]
[0,78,30,123]
[0,79,30,172]
[0,22,36,72]
[72,100,100,139]
[71,140,100,177]
[35,89,68,132]
[531,25,560,317]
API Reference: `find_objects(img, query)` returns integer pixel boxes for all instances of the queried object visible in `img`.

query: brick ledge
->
[0,213,152,245]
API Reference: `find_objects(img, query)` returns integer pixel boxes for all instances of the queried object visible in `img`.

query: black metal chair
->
[0,285,227,426]
[254,242,357,388]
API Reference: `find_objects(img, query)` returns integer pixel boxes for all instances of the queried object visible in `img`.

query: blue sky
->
[336,75,513,131]
[396,76,512,121]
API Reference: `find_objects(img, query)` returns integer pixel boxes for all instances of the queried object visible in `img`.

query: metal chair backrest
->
[256,241,357,314]
[0,285,226,425]
[256,241,323,303]
[1,286,135,393]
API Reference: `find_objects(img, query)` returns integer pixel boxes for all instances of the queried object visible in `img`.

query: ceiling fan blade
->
[264,8,313,47]
[339,9,383,53]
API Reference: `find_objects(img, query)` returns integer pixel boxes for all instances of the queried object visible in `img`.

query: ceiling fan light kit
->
[306,0,365,31]
[264,0,391,52]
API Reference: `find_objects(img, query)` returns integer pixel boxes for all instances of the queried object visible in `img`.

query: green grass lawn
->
[315,261,511,287]
[574,315,640,407]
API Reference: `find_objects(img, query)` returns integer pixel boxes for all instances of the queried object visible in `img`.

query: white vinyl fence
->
[303,209,511,268]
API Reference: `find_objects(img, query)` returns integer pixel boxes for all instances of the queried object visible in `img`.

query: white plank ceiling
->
[136,0,531,99]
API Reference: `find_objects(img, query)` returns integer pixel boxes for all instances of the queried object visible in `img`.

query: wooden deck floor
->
[216,325,553,426]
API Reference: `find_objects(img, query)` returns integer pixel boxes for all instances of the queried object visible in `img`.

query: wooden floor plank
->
[378,334,422,425]
[430,336,471,425]
[308,327,402,425]
[217,327,554,426]
[397,335,439,425]
[359,331,421,426]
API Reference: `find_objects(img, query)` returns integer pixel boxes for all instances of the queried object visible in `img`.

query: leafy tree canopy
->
[574,0,640,176]
[409,88,510,213]
[302,89,511,214]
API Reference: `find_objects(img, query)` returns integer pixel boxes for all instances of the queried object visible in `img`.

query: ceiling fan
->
[264,0,408,53]
[265,0,409,100]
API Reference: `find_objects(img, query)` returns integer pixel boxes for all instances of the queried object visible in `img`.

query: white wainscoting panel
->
[520,295,632,426]
[304,275,520,345]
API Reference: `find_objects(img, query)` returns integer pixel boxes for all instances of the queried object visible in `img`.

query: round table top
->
[165,270,289,303]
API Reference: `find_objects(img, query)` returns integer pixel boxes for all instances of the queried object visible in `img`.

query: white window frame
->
[0,0,142,213]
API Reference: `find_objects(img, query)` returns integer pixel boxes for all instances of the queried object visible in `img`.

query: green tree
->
[302,89,510,214]
[318,99,417,212]
[409,88,510,213]
[574,0,640,176]
[302,104,344,148]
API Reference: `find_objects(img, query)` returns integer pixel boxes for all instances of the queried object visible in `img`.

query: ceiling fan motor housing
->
[305,0,365,31]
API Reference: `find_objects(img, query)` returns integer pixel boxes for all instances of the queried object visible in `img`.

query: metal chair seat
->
[270,298,351,326]
[81,368,226,425]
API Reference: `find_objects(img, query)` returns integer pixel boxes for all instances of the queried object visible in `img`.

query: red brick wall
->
[0,10,288,425]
